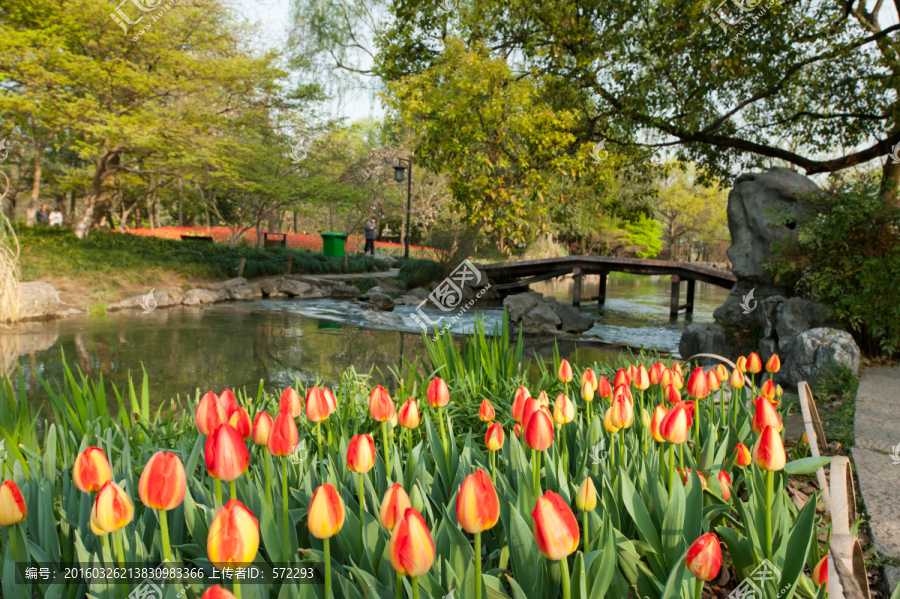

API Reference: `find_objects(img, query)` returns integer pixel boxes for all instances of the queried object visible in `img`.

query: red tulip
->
[0,480,27,526]
[479,399,496,422]
[597,376,613,400]
[205,424,249,481]
[812,556,828,590]
[557,359,573,383]
[369,386,395,422]
[633,364,650,390]
[426,377,450,407]
[683,399,696,420]
[73,447,112,494]
[685,533,722,581]
[513,423,522,438]
[398,398,420,429]
[207,499,259,569]
[686,367,710,399]
[323,387,338,412]
[649,363,665,385]
[707,369,721,392]
[626,364,637,384]
[228,407,252,441]
[613,384,633,406]
[456,470,499,533]
[746,352,762,374]
[138,452,186,510]
[267,411,300,457]
[751,396,784,434]
[347,434,376,474]
[717,471,732,501]
[280,388,302,418]
[218,389,238,419]
[532,491,579,560]
[512,387,530,421]
[660,402,690,444]
[308,483,346,539]
[200,587,237,599]
[523,409,554,451]
[665,383,681,405]
[752,425,786,471]
[485,423,505,451]
[306,386,334,422]
[650,404,666,443]
[734,443,752,467]
[676,468,707,488]
[520,396,541,430]
[196,391,226,436]
[252,411,273,446]
[613,368,631,389]
[380,483,411,531]
[766,353,781,374]
[581,369,598,391]
[389,507,435,577]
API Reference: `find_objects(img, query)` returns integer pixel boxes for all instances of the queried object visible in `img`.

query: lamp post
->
[393,157,412,259]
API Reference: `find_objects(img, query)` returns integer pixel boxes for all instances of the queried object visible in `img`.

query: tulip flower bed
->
[0,324,832,599]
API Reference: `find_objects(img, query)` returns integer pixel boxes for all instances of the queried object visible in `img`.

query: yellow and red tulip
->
[267,412,299,457]
[347,434,376,474]
[398,398,420,429]
[369,386,396,422]
[0,480,27,526]
[520,396,541,430]
[308,483,346,539]
[752,425,786,471]
[218,389,239,419]
[581,379,595,403]
[207,499,259,569]
[665,384,681,405]
[627,364,637,384]
[649,362,665,385]
[280,388,302,418]
[766,353,781,373]
[672,363,683,376]
[686,367,710,399]
[760,379,777,404]
[746,352,762,374]
[485,423,505,451]
[558,359,573,383]
[603,408,619,433]
[614,368,631,389]
[73,447,112,494]
[685,533,722,581]
[714,364,728,382]
[634,364,650,391]
[196,391,227,436]
[200,587,237,599]
[91,481,134,535]
[812,556,828,590]
[306,386,334,422]
[536,390,550,407]
[389,507,435,577]
[707,369,721,392]
[138,452,186,511]
[532,491,579,560]
[512,386,530,421]
[734,443,752,467]
[205,424,250,481]
[609,394,633,430]
[479,399,496,422]
[736,355,747,372]
[717,471,732,500]
[660,402,690,444]
[575,478,597,512]
[672,370,684,390]
[597,376,613,400]
[426,377,450,408]
[751,396,784,434]
[554,393,575,424]
[730,367,745,388]
[456,470,499,533]
[513,423,522,438]
[524,409,554,451]
[581,368,598,391]
[252,411,273,446]
[380,483,411,530]
[228,407,252,441]
[650,404,666,442]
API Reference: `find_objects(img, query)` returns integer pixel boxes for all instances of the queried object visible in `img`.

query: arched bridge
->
[476,256,737,316]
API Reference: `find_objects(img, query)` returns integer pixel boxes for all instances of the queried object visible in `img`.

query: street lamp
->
[393,158,412,258]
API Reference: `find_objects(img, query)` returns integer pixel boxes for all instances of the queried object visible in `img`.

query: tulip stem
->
[765,469,773,560]
[679,443,684,474]
[720,388,726,425]
[490,450,496,484]
[229,480,237,502]
[619,430,625,472]
[412,576,419,599]
[586,401,592,427]
[318,422,324,460]
[382,421,391,480]
[114,530,129,594]
[282,457,290,563]
[215,478,222,507]
[582,510,589,552]
[532,448,540,496]
[694,414,700,464]
[264,453,273,506]
[324,536,332,599]
[158,509,173,563]
[396,572,403,599]
[668,443,675,491]
[234,580,242,599]
[695,577,703,599]
[358,472,366,555]
[475,531,482,599]
[437,406,449,471]
[561,425,568,473]
[101,534,112,564]
[559,555,571,599]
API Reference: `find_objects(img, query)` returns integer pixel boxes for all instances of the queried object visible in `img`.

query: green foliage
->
[768,176,900,356]
[395,257,444,290]
[811,360,860,449]
[621,215,663,259]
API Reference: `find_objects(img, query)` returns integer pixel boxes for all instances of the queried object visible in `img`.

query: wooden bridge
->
[477,256,737,317]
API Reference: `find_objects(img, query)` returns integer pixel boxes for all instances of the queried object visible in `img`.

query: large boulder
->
[209,277,248,290]
[407,288,430,300]
[109,288,183,311]
[255,279,280,295]
[278,280,312,297]
[360,292,395,311]
[330,282,360,299]
[17,282,60,321]
[778,328,861,387]
[548,302,594,334]
[678,324,733,366]
[522,303,562,329]
[503,293,541,322]
[183,288,227,306]
[227,284,257,301]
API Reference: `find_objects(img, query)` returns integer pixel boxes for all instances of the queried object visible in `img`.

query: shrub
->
[395,257,444,289]
[767,175,900,356]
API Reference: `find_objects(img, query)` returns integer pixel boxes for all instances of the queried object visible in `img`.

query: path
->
[310,268,400,281]
[851,366,900,593]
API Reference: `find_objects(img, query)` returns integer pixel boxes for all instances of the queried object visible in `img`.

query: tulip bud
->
[603,408,619,433]
[389,508,435,577]
[369,386,395,422]
[660,368,672,389]
[200,586,237,599]
[717,471,732,501]
[597,376,613,400]
[479,399,496,422]
[707,369,721,392]
[650,404,666,442]
[0,480,27,526]
[633,364,650,391]
[627,364,637,384]
[581,368,598,391]
[138,452,186,511]
[252,411,273,446]
[714,364,728,382]
[456,470,500,534]
[380,483,411,531]
[685,533,722,581]
[512,387,531,422]
[746,352,762,374]
[640,408,652,428]
[267,412,299,457]
[672,370,684,390]
[729,368,745,389]
[812,556,828,590]
[613,369,631,389]
[208,499,259,570]
[228,407,252,441]
[575,478,597,512]
[558,359,573,383]
[672,363,683,376]
[306,387,334,422]
[308,483,346,539]
[323,387,338,412]
[676,468,707,488]
[410,484,425,513]
[218,389,239,420]
[609,394,633,430]
[524,409,554,451]
[485,423,505,451]
[775,384,783,398]
[536,390,550,407]
[580,380,594,403]
[196,391,227,436]
[752,425,786,471]
[665,384,681,405]
[532,491,579,560]
[660,402,690,444]
[554,394,575,424]
[73,447,113,494]
[347,434,376,474]
[765,353,781,373]
[736,356,747,372]
[760,379,776,403]
[205,424,250,482]
[649,363,665,385]
[398,398,420,429]
[513,423,522,438]
[426,377,450,408]
[686,367,710,399]
[280,388,302,418]
[91,481,134,535]
[734,443,752,467]
[520,397,540,431]
[751,397,784,434]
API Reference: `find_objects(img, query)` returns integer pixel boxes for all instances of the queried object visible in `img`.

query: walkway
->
[851,366,900,593]
[310,268,400,281]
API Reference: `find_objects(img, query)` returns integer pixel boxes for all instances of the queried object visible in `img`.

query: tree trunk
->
[177,177,184,226]
[25,145,43,226]
[205,208,211,231]
[293,211,297,233]
[329,205,334,231]
[75,152,120,239]
[879,159,900,208]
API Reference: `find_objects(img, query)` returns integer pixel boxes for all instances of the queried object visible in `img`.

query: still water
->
[1,274,728,406]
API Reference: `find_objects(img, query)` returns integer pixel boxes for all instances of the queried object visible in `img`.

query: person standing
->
[363,217,377,255]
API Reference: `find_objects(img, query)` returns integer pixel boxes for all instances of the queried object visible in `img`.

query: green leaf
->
[619,472,666,580]
[661,479,685,570]
[43,424,57,485]
[783,457,831,475]
[571,551,587,599]
[587,526,615,599]
[659,550,689,599]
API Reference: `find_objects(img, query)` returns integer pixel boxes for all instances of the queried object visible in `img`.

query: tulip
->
[633,364,650,390]
[776,384,783,399]
[676,468,707,488]
[603,407,619,434]
[614,368,631,389]
[650,404,666,443]
[532,490,580,599]
[268,411,300,559]
[513,423,522,438]
[729,367,745,388]
[205,423,249,483]
[609,394,633,430]
[746,352,762,374]
[597,376,613,400]
[714,363,728,382]
[218,389,239,419]
[200,586,237,599]
[707,369,723,422]
[512,386,530,422]
[717,471,732,501]
[390,507,435,584]
[751,396,784,434]
[536,390,550,407]
[554,393,575,424]
[196,391,227,436]
[456,469,498,599]
[760,379,777,404]
[347,433,376,548]
[380,483,411,531]
[754,425,786,558]
[139,451,186,561]
[309,483,346,599]
[665,383,681,405]
[229,407,252,441]
[660,367,672,390]
[0,480,27,527]
[73,447,113,494]
[370,385,396,475]
[736,355,747,372]
[672,370,684,390]
[410,484,425,513]
[734,442,752,467]
[729,367,745,427]
[280,387,302,418]
[399,398,420,429]
[484,423,504,481]
[524,409,554,494]
[686,533,722,595]
[686,367,709,399]
[479,399,496,422]
[426,376,450,408]
[660,402,691,490]
[580,379,595,420]
[649,362,665,385]
[558,358,573,384]
[672,363,683,376]
[575,477,597,551]
[91,480,134,570]
[627,364,637,384]
[306,386,333,422]
[640,408,651,428]
[520,396,540,431]
[208,499,259,597]
[812,556,828,591]
[581,368,598,391]
[766,353,781,374]
[323,386,338,412]
[613,384,633,407]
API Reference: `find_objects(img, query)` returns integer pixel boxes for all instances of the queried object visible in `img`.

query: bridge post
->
[685,278,695,315]
[670,275,680,317]
[572,267,582,306]
[598,272,607,305]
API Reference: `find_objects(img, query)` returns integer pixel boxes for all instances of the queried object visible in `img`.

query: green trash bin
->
[321,232,348,257]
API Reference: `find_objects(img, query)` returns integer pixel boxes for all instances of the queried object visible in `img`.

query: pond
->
[0,273,729,407]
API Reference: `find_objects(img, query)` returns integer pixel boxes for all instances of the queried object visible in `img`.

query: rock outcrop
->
[359,292,395,311]
[17,282,60,321]
[183,288,227,306]
[505,292,594,335]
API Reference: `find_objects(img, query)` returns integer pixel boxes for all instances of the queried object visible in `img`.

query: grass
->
[395,257,445,290]
[812,360,860,449]
[87,302,108,315]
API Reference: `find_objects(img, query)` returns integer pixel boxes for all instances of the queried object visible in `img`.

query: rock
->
[109,289,182,311]
[372,253,397,267]
[775,297,832,349]
[778,328,861,387]
[227,284,257,301]
[278,280,312,297]
[166,288,185,305]
[16,282,60,321]
[365,286,385,295]
[503,293,541,322]
[361,292,394,311]
[256,279,279,295]
[57,308,84,318]
[209,277,248,290]
[407,288,431,300]
[548,302,594,334]
[183,288,227,306]
[330,282,360,299]
[679,323,734,366]
[522,303,561,329]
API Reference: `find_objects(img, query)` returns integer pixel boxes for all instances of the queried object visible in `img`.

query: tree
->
[654,162,728,261]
